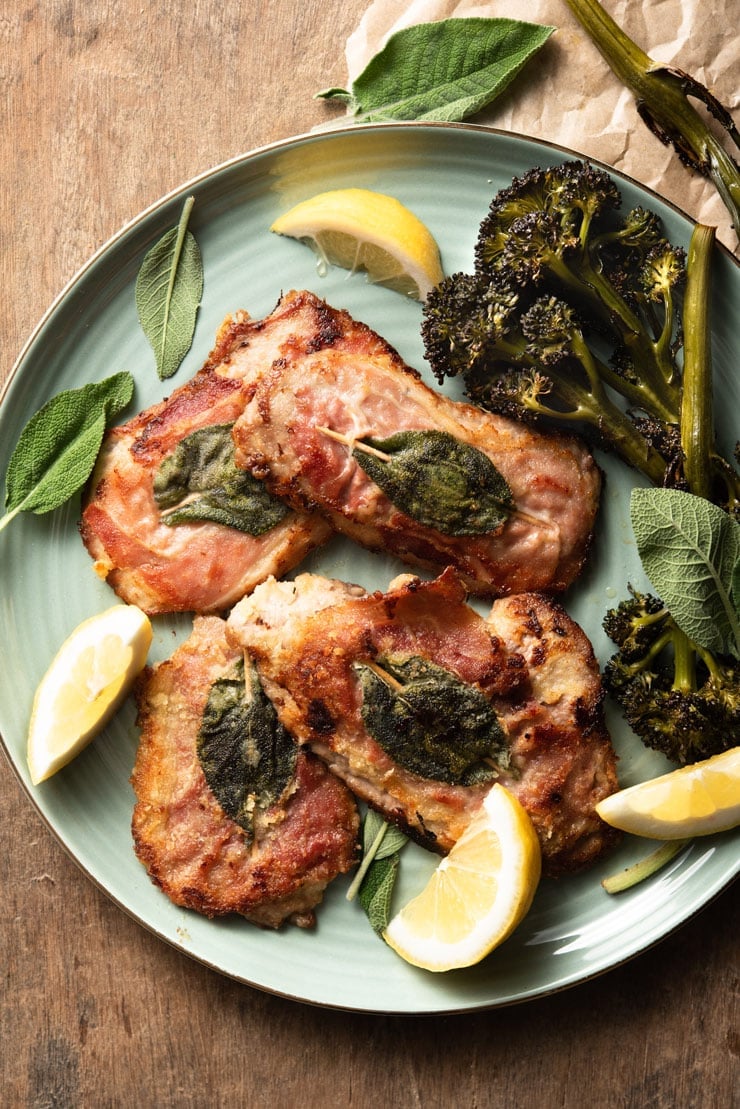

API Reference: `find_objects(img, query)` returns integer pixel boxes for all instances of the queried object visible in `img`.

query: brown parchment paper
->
[340,0,739,252]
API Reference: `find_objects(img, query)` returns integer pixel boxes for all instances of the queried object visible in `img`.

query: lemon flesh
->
[27,605,152,785]
[383,784,541,972]
[270,188,444,300]
[595,747,740,839]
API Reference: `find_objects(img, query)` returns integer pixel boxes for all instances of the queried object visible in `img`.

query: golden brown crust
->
[80,296,337,615]
[487,593,621,874]
[131,616,359,927]
[232,292,601,597]
[227,571,620,877]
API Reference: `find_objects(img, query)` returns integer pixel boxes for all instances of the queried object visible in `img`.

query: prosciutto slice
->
[132,615,359,927]
[227,569,620,877]
[232,290,601,597]
[80,302,336,614]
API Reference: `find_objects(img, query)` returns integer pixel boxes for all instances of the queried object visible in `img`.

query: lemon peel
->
[382,783,541,972]
[270,187,444,300]
[27,604,152,785]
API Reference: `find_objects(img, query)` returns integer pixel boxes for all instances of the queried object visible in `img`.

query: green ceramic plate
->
[1,123,737,1014]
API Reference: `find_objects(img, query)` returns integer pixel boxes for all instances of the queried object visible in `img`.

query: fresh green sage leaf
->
[631,487,740,658]
[355,654,509,785]
[197,656,297,845]
[153,423,290,534]
[362,808,408,862]
[135,195,203,380]
[316,17,555,123]
[358,852,401,935]
[347,810,408,903]
[1,371,135,533]
[354,429,513,536]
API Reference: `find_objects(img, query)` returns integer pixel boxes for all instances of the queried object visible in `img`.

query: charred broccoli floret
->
[421,160,740,514]
[421,272,530,381]
[603,586,740,765]
[473,162,685,419]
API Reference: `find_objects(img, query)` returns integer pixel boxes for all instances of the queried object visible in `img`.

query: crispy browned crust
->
[131,616,359,928]
[80,299,333,615]
[227,570,620,877]
[487,593,621,875]
[232,291,601,597]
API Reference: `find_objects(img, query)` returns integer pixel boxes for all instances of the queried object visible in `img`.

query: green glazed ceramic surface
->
[1,123,737,1013]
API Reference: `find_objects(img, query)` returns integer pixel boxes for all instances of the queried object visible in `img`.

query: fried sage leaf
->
[353,429,514,535]
[153,423,290,534]
[355,654,509,785]
[197,656,297,843]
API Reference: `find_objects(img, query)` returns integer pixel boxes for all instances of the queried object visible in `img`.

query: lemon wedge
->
[383,784,541,972]
[27,605,152,785]
[595,747,740,839]
[270,187,444,300]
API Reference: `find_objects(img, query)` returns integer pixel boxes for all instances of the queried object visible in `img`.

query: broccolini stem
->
[567,330,672,483]
[564,0,740,238]
[582,258,682,418]
[680,224,715,500]
[545,242,681,420]
[672,624,697,693]
[602,840,690,894]
[680,224,740,514]
[529,341,670,484]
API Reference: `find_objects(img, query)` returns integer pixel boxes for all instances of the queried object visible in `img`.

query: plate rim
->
[2,119,738,1014]
[4,119,737,407]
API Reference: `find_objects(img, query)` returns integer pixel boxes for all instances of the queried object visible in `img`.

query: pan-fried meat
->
[233,291,601,597]
[227,570,619,876]
[80,301,339,614]
[486,592,620,872]
[131,615,359,928]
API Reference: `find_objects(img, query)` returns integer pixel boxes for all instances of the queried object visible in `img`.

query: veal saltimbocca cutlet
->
[82,289,601,611]
[80,299,347,614]
[227,569,620,877]
[232,290,601,597]
[132,616,359,927]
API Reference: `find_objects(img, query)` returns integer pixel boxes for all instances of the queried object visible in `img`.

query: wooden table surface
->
[2,3,738,1105]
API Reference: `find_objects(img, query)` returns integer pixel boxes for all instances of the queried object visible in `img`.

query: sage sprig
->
[347,809,408,935]
[318,426,514,536]
[317,17,555,123]
[135,195,203,380]
[0,371,134,534]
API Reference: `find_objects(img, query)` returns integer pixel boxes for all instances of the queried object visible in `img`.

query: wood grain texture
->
[1,3,738,1106]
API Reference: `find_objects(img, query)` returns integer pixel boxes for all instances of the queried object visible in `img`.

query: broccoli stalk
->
[518,295,672,484]
[679,225,714,502]
[680,224,739,515]
[564,0,740,239]
[602,225,740,766]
